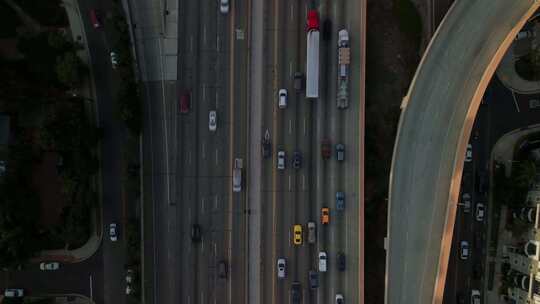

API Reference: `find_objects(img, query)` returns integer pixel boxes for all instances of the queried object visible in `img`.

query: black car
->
[191,224,201,242]
[456,293,465,304]
[308,270,318,289]
[322,18,332,41]
[337,252,346,271]
[290,282,301,304]
[217,260,228,279]
[472,263,482,280]
[262,138,271,158]
[294,72,304,92]
[292,151,302,169]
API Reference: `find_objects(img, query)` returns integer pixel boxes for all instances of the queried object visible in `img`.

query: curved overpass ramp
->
[385,0,540,303]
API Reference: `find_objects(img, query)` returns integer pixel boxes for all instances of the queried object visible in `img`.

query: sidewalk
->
[30,0,104,264]
[483,124,540,303]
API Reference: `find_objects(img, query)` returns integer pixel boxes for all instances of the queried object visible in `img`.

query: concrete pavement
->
[386,0,540,303]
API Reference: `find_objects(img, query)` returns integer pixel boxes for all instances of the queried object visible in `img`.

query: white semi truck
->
[306,10,320,99]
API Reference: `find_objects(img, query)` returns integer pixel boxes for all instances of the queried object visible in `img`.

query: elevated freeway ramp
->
[385,0,540,303]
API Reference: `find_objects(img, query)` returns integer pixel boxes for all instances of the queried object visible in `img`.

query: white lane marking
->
[303,118,306,135]
[289,119,292,134]
[511,90,520,112]
[217,35,220,51]
[201,197,206,213]
[290,4,294,21]
[190,36,194,52]
[214,195,219,210]
[302,174,306,191]
[288,175,292,191]
[201,292,204,304]
[317,173,320,189]
[89,275,93,300]
[214,242,217,258]
[215,149,219,165]
[202,142,206,159]
[289,229,292,247]
[188,296,191,304]
[215,90,219,109]
[289,61,293,77]
[189,207,192,222]
[202,238,205,252]
[188,151,192,164]
[203,26,207,45]
[202,84,207,101]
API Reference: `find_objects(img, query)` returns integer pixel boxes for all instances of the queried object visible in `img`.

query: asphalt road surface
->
[259,0,363,303]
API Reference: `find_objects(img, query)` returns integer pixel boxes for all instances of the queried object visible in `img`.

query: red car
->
[179,91,191,113]
[306,10,320,32]
[321,139,331,159]
[89,9,101,29]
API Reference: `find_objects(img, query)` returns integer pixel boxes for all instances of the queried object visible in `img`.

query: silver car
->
[209,110,217,131]
[220,0,229,14]
[109,223,118,242]
[277,258,286,278]
[40,262,60,271]
[277,151,286,170]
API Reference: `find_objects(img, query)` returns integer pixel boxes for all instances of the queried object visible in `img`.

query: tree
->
[514,160,536,188]
[55,52,87,88]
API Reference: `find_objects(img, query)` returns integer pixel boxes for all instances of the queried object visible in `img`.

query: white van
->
[318,251,327,272]
[278,89,288,109]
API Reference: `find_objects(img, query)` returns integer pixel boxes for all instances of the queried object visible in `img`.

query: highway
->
[258,0,364,304]
[385,0,540,303]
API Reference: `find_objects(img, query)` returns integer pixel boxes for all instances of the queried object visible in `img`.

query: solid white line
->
[202,84,207,102]
[89,275,93,300]
[290,4,294,21]
[289,119,292,134]
[203,26,207,45]
[511,90,520,112]
[289,61,293,77]
[288,175,292,191]
[202,142,206,159]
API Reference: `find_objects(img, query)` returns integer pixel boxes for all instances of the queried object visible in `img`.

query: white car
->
[460,241,469,260]
[318,251,327,272]
[471,289,481,304]
[126,285,133,295]
[277,258,286,278]
[278,89,288,109]
[465,144,473,162]
[110,51,118,69]
[277,150,286,170]
[476,203,485,222]
[336,294,344,304]
[109,223,118,242]
[4,289,23,297]
[220,0,229,14]
[209,110,217,131]
[40,262,60,271]
[126,269,133,283]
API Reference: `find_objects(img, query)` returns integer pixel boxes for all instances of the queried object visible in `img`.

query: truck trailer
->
[306,10,320,99]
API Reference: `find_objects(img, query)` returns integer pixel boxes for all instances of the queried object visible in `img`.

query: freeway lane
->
[385,0,539,303]
[260,0,364,303]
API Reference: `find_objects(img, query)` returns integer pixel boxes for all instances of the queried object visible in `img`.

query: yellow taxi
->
[293,224,302,245]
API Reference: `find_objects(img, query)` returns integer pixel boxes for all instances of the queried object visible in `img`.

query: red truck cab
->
[179,90,191,113]
[306,10,320,31]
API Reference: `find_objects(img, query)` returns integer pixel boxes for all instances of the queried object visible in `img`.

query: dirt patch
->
[32,151,66,228]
